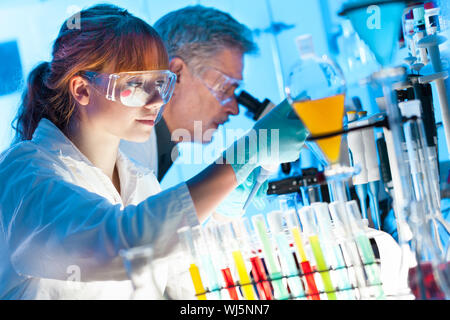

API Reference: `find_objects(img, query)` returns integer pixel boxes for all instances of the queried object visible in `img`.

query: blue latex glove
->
[223,99,308,185]
[215,167,269,218]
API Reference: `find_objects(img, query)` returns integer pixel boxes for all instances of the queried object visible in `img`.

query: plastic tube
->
[219,222,256,300]
[252,214,290,300]
[285,210,320,300]
[233,218,273,300]
[346,201,385,299]
[177,227,207,300]
[267,211,306,299]
[192,226,222,299]
[311,202,355,300]
[298,206,337,300]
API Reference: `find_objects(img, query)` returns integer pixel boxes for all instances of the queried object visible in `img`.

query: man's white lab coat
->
[0,119,199,299]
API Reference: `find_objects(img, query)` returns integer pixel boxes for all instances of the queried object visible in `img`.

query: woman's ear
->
[169,57,186,84]
[69,76,90,106]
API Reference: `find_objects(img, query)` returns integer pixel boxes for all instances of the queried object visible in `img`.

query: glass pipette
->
[267,211,307,299]
[285,210,320,300]
[298,206,337,300]
[242,165,278,212]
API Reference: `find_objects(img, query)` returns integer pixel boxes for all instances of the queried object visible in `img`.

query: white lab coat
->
[0,119,199,300]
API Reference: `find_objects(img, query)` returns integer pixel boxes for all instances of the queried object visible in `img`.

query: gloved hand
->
[223,99,308,185]
[215,167,269,219]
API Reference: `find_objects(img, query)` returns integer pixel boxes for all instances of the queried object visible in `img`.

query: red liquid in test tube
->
[221,268,239,300]
[300,260,320,300]
[250,256,274,300]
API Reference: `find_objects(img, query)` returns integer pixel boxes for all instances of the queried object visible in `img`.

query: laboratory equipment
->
[340,0,449,299]
[298,206,337,300]
[267,210,307,299]
[205,225,240,300]
[233,218,274,300]
[237,90,277,121]
[219,221,257,300]
[311,202,356,299]
[285,210,321,300]
[252,214,291,300]
[177,226,208,300]
[119,245,164,300]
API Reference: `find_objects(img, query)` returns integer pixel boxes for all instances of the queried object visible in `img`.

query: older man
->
[120,5,257,182]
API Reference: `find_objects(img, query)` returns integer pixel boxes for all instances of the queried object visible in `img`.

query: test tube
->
[177,226,207,300]
[233,218,273,300]
[192,226,222,300]
[207,224,241,300]
[346,201,385,299]
[298,206,337,300]
[311,202,356,300]
[252,214,290,300]
[267,211,307,299]
[220,222,257,300]
[285,210,320,300]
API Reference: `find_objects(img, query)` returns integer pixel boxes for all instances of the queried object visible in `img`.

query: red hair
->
[13,4,168,141]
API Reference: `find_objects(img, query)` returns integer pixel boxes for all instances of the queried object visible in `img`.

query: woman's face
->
[86,86,163,143]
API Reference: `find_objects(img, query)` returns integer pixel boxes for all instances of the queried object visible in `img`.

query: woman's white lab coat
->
[0,119,199,299]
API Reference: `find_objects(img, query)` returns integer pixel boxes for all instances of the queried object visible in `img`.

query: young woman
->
[0,4,307,299]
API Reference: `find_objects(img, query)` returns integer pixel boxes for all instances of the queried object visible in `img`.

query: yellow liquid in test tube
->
[291,227,308,262]
[232,250,256,300]
[189,263,207,300]
[309,235,337,300]
[292,94,345,164]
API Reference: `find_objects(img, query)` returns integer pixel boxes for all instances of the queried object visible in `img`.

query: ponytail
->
[13,61,54,142]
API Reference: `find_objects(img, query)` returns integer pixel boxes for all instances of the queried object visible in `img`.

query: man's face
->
[169,47,243,143]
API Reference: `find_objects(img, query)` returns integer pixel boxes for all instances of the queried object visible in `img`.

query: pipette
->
[242,164,278,213]
[177,227,207,300]
[285,210,320,300]
[298,206,337,300]
[267,211,307,299]
[311,202,355,299]
[252,214,290,300]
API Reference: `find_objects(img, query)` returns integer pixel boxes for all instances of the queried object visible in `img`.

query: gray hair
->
[154,5,258,73]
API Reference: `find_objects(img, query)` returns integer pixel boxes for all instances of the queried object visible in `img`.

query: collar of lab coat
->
[31,118,157,206]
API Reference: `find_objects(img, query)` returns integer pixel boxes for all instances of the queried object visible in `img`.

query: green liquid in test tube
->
[252,215,290,300]
[346,201,385,299]
[267,211,306,299]
[298,206,337,300]
[311,202,355,300]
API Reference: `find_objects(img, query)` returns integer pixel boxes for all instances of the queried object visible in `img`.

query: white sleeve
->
[0,146,199,282]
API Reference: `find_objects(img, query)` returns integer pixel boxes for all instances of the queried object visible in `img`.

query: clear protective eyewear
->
[196,67,242,106]
[82,70,177,108]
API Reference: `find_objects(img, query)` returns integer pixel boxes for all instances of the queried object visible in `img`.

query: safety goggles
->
[196,67,242,106]
[82,70,177,108]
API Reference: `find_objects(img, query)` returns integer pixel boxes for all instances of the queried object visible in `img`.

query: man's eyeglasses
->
[196,67,242,106]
